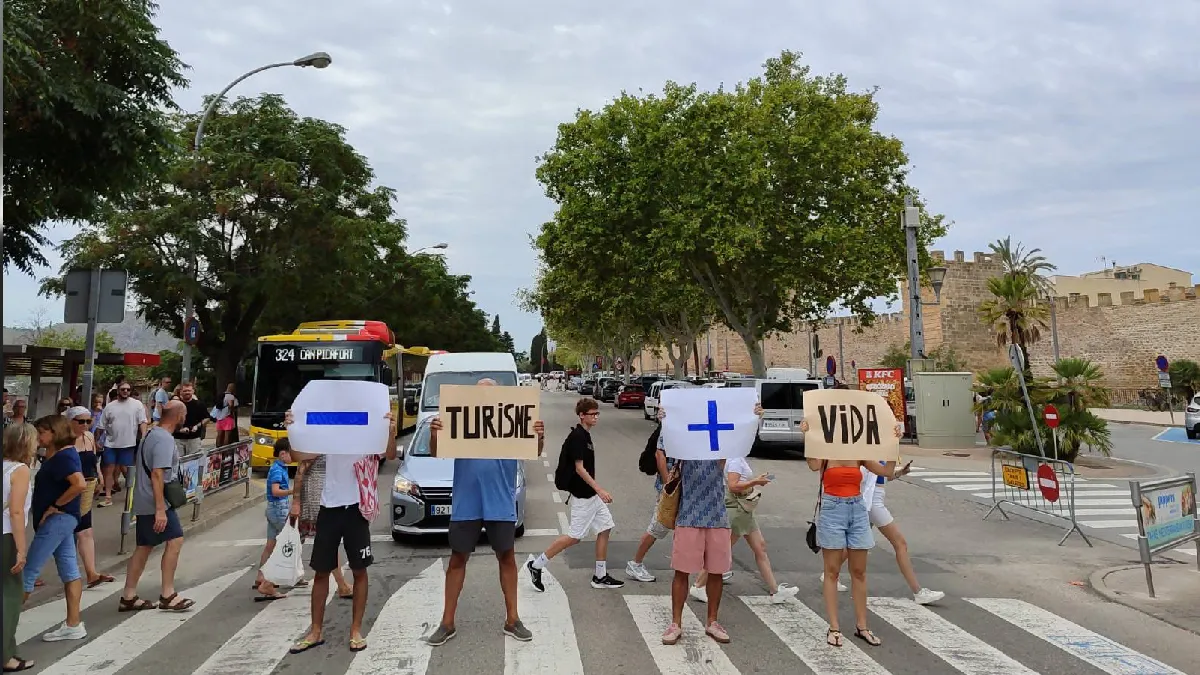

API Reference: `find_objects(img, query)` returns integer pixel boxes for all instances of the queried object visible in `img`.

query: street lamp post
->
[411,242,449,256]
[180,52,332,384]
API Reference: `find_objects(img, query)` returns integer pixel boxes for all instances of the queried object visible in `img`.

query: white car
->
[643,380,697,420]
[1186,394,1200,440]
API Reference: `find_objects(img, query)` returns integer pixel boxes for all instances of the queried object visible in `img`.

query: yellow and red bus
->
[248,319,441,469]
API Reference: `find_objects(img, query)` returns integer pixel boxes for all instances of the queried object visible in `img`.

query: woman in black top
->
[64,407,115,588]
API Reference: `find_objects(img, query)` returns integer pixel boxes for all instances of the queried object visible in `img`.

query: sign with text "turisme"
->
[436,385,541,459]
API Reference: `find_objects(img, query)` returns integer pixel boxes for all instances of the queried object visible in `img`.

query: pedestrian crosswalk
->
[904,469,1200,556]
[16,560,1191,674]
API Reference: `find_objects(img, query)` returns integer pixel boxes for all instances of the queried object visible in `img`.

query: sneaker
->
[913,588,945,605]
[820,573,848,592]
[525,556,545,593]
[688,585,708,603]
[42,622,86,642]
[503,620,533,642]
[770,583,799,604]
[425,624,456,646]
[591,574,625,589]
[721,571,733,582]
[705,621,731,644]
[661,623,682,645]
[625,561,655,583]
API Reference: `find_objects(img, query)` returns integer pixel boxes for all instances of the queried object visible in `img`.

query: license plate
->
[762,420,788,430]
[431,505,452,516]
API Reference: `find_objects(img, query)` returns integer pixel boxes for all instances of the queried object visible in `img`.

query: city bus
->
[396,346,447,433]
[249,320,403,471]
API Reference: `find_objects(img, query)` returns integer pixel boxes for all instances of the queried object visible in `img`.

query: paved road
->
[1106,422,1200,475]
[16,392,1199,674]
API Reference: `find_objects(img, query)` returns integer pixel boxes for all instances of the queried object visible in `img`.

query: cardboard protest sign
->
[286,380,392,455]
[660,387,759,460]
[802,389,901,462]
[435,384,541,459]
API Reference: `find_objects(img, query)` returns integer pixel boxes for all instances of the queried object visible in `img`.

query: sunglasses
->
[74,418,93,424]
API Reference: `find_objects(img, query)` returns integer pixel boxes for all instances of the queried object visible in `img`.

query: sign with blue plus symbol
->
[661,387,759,460]
[688,400,736,451]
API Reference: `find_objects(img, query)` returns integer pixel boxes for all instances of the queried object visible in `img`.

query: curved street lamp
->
[181,52,332,383]
[412,243,449,256]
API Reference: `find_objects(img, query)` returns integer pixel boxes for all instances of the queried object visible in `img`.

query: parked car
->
[391,418,527,540]
[579,379,595,396]
[567,376,582,391]
[598,379,622,402]
[616,383,646,408]
[753,377,825,456]
[643,379,698,420]
[1186,394,1200,440]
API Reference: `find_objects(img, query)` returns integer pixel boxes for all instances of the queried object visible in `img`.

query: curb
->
[1088,563,1200,636]
[1101,418,1182,429]
[1074,455,1180,481]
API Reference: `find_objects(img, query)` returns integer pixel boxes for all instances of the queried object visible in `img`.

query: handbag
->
[733,486,762,513]
[655,465,682,530]
[79,478,98,516]
[141,436,188,510]
[805,461,827,554]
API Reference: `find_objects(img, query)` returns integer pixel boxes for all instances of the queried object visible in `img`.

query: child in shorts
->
[254,439,296,599]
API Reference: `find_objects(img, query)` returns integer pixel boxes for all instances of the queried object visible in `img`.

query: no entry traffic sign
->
[826,355,837,376]
[1156,355,1169,372]
[1037,464,1060,502]
[1043,404,1060,429]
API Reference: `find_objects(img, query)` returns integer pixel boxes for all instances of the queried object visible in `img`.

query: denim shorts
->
[23,512,81,591]
[266,500,289,541]
[816,495,874,550]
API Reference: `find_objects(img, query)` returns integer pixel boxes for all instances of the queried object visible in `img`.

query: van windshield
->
[421,371,519,410]
[760,382,820,410]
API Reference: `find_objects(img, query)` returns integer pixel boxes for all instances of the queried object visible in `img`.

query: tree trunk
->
[737,330,767,377]
[693,338,702,375]
[666,341,692,380]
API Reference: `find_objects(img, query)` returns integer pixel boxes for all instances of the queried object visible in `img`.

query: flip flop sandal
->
[289,638,325,654]
[3,658,35,672]
[33,579,44,588]
[119,596,157,612]
[349,638,368,652]
[254,594,287,602]
[827,629,843,647]
[88,575,115,588]
[854,628,882,647]
[338,591,354,600]
[292,579,310,587]
[158,593,196,612]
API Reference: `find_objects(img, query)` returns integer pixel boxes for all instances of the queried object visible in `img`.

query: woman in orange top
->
[802,420,911,648]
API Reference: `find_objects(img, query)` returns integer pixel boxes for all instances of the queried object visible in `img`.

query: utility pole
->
[903,195,926,361]
[80,269,102,403]
[838,321,846,382]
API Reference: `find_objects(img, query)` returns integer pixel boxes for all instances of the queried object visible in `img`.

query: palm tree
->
[1052,358,1110,411]
[977,272,1049,374]
[989,236,1057,297]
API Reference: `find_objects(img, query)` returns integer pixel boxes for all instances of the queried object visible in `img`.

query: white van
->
[414,352,520,427]
[643,379,697,420]
[754,376,825,453]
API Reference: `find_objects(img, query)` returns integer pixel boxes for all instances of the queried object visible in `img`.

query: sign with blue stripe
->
[286,380,392,455]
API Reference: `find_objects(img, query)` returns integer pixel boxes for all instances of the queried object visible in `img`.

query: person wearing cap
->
[63,407,115,589]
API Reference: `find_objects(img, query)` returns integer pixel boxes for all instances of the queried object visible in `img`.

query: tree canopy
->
[3,0,187,273]
[42,94,498,386]
[529,51,946,376]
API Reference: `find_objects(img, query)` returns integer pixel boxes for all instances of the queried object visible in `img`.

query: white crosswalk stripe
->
[20,566,1193,674]
[16,574,125,644]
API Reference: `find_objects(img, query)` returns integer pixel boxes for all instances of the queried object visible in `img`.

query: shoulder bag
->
[655,464,682,530]
[141,434,187,510]
[805,461,827,554]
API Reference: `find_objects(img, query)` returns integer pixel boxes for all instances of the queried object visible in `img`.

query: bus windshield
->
[421,371,519,410]
[253,342,379,414]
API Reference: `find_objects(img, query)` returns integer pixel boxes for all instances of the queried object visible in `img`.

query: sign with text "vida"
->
[286,380,392,455]
[660,387,759,460]
[436,385,541,459]
[802,389,901,462]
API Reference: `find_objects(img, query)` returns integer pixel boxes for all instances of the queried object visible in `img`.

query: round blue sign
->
[184,318,200,346]
[1156,355,1169,372]
[826,355,837,376]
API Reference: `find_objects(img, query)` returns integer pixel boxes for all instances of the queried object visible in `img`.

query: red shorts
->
[671,526,732,575]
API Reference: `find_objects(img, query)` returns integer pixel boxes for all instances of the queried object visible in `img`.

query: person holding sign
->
[800,417,911,649]
[425,379,546,647]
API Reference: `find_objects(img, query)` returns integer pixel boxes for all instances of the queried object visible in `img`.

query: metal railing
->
[119,439,253,554]
[983,448,1092,546]
[1128,473,1199,597]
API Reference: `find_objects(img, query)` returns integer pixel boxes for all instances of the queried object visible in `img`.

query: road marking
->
[966,598,1187,675]
[346,559,442,675]
[1064,499,1139,507]
[542,460,551,467]
[947,483,1120,492]
[624,595,740,674]
[203,534,395,548]
[741,596,889,674]
[1120,533,1196,555]
[972,493,1132,501]
[18,575,126,644]
[1074,520,1137,529]
[507,558,584,674]
[545,473,554,483]
[922,477,997,484]
[552,492,562,503]
[867,597,1036,674]
[39,567,247,675]
[523,528,561,537]
[557,511,570,535]
[192,573,336,675]
[1072,508,1136,516]
[909,471,990,477]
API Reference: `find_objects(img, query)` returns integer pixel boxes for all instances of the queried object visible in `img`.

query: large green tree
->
[532,52,945,376]
[3,0,188,273]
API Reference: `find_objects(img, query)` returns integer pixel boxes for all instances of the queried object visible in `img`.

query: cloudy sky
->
[5,0,1198,351]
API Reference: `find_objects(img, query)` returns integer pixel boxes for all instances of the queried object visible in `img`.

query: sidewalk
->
[899,439,1171,480]
[1090,561,1200,634]
[1092,408,1181,428]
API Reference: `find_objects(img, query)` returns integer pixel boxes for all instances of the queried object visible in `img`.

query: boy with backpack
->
[625,424,672,582]
[526,397,625,590]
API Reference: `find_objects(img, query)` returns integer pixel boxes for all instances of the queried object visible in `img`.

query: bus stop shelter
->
[3,344,161,418]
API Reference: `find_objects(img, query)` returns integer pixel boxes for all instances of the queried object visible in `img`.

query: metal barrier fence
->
[119,438,253,554]
[983,448,1092,546]
[1128,473,1199,597]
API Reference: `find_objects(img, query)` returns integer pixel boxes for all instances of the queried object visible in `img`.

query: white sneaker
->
[914,588,945,605]
[625,561,656,583]
[721,571,733,582]
[43,622,86,642]
[819,573,848,592]
[688,585,708,603]
[770,583,799,604]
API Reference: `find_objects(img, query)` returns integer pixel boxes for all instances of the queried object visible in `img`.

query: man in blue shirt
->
[425,378,544,647]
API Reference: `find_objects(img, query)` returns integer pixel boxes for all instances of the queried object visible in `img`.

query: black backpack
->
[554,431,576,491]
[638,426,662,475]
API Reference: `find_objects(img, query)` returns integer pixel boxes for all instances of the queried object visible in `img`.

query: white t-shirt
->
[725,457,753,481]
[101,398,148,448]
[322,454,367,508]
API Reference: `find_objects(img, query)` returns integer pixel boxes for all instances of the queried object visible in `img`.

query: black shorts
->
[311,505,373,572]
[448,519,516,555]
[135,509,184,548]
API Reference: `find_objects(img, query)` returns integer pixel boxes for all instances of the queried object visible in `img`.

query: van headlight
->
[394,476,420,496]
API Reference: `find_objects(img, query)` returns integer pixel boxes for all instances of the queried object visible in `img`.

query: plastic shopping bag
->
[262,521,305,587]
